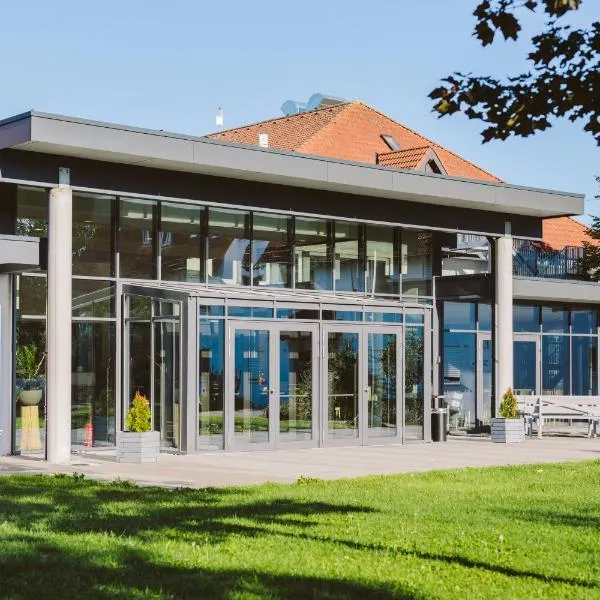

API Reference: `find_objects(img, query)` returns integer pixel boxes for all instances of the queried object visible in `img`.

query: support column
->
[46,187,72,464]
[495,235,513,412]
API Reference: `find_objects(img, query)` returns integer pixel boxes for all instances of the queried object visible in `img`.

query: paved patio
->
[2,436,599,488]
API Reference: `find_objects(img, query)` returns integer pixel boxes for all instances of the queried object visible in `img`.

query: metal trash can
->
[431,409,447,442]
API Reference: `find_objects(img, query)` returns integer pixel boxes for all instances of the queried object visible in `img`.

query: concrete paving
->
[1,436,599,488]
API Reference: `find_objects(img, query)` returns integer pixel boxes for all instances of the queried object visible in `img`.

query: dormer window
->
[381,134,400,151]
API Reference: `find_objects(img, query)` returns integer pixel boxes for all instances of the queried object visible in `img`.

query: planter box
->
[116,431,160,463]
[491,418,525,443]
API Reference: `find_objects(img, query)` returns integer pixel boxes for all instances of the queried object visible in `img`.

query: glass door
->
[227,322,319,450]
[228,323,274,450]
[365,327,402,441]
[476,334,492,428]
[153,318,180,449]
[513,336,540,396]
[323,326,361,444]
[278,325,319,447]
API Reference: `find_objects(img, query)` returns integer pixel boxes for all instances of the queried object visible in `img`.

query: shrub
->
[499,387,518,419]
[126,391,152,432]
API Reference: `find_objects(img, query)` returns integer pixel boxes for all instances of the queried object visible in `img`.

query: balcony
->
[513,240,585,280]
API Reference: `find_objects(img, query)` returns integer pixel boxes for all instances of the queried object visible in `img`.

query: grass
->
[1,462,600,599]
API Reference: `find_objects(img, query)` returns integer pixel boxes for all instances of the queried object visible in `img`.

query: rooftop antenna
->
[215,107,224,128]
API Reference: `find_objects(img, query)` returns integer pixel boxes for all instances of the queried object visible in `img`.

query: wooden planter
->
[116,431,160,463]
[491,418,525,443]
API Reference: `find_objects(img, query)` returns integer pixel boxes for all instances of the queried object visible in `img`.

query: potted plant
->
[116,391,160,462]
[491,387,525,443]
[16,344,45,406]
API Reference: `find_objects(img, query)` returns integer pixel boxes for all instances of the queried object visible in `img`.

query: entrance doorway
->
[227,321,318,450]
[323,325,403,445]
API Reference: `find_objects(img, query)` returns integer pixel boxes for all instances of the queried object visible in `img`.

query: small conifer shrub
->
[499,387,518,419]
[126,391,152,432]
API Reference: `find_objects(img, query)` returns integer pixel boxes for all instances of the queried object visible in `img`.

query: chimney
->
[258,133,269,148]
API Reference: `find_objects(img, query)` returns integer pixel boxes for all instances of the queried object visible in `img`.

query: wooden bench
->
[516,396,600,438]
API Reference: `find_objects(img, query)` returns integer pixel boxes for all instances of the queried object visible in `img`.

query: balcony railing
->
[513,240,584,280]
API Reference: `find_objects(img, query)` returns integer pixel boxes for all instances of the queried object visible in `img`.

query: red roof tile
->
[378,145,432,170]
[542,217,593,250]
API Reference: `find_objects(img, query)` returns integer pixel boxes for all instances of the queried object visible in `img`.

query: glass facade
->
[513,304,598,396]
[11,184,433,455]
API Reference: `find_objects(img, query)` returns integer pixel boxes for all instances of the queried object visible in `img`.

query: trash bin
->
[431,409,447,442]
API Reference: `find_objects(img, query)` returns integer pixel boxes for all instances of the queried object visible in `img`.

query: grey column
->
[495,235,513,411]
[46,187,72,464]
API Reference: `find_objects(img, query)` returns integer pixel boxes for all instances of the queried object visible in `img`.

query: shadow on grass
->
[501,506,600,530]
[0,536,416,600]
[0,476,414,599]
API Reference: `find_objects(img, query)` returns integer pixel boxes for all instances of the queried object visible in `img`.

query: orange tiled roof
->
[207,100,584,248]
[542,216,593,250]
[208,101,500,182]
[377,145,432,170]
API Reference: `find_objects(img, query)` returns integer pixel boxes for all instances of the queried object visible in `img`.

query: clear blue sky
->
[1,1,598,220]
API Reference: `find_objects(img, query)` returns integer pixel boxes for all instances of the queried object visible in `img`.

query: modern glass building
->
[0,111,588,462]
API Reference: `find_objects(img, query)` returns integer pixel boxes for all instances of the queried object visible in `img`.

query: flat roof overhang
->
[0,111,584,219]
[514,277,600,304]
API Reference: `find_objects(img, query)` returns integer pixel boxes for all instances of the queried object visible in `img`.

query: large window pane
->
[72,280,114,318]
[514,305,540,332]
[513,340,537,395]
[73,193,114,277]
[295,217,331,290]
[572,337,597,395]
[478,303,492,331]
[405,327,424,440]
[199,318,225,450]
[16,187,47,238]
[366,225,397,295]
[72,322,116,447]
[207,208,249,285]
[16,275,46,316]
[402,230,432,297]
[444,302,476,331]
[542,335,569,395]
[443,331,475,430]
[119,198,156,279]
[335,221,364,293]
[572,309,597,334]
[15,319,46,454]
[160,202,203,282]
[542,306,568,333]
[252,213,292,287]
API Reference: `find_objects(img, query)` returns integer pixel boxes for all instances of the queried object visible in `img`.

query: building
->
[0,103,591,463]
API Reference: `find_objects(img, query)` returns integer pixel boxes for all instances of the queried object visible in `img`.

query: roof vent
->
[258,133,269,148]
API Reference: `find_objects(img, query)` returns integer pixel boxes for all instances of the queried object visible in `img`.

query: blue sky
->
[1,0,597,220]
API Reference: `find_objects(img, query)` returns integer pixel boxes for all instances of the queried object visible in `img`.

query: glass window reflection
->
[335,221,363,293]
[119,198,156,279]
[252,212,292,287]
[207,208,249,285]
[366,225,397,295]
[295,217,331,290]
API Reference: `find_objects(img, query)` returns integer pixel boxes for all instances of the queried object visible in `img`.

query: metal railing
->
[513,240,584,280]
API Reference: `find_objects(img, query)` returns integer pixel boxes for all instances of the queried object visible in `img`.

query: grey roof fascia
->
[0,111,585,219]
[514,277,600,304]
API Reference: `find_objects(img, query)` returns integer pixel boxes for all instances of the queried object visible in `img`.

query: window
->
[381,134,400,151]
[295,217,331,290]
[119,198,156,279]
[542,306,568,333]
[160,202,203,282]
[444,302,476,331]
[252,212,292,287]
[335,221,363,293]
[514,305,540,332]
[73,193,114,277]
[366,225,397,295]
[401,230,432,297]
[207,208,250,286]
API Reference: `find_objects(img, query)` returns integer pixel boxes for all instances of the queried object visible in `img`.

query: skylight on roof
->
[381,134,400,151]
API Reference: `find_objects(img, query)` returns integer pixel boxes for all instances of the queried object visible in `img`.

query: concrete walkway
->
[2,436,599,488]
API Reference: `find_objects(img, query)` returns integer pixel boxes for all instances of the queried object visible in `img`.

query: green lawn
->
[1,462,599,599]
